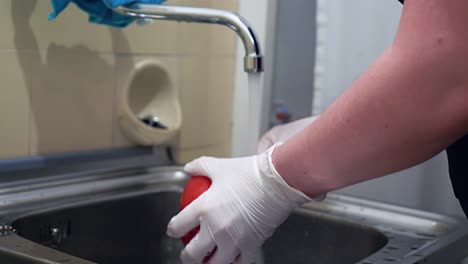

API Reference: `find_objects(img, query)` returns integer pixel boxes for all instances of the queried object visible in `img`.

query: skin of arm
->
[273,0,468,198]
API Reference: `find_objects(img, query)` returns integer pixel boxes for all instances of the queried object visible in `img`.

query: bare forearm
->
[274,49,467,197]
[272,0,468,197]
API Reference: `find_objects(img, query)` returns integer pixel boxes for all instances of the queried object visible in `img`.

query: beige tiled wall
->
[0,0,238,163]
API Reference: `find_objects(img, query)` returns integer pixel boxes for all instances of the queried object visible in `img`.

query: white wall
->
[314,0,465,217]
[314,0,402,113]
[271,0,317,123]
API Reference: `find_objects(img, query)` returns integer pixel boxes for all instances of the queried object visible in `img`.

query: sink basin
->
[0,165,465,264]
[262,211,386,264]
[10,191,386,264]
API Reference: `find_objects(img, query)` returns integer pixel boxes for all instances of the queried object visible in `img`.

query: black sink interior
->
[262,212,387,264]
[12,191,387,264]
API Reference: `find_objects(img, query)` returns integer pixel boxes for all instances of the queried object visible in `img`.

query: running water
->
[247,73,263,154]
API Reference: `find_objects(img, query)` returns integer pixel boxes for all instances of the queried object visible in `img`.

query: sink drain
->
[0,226,15,237]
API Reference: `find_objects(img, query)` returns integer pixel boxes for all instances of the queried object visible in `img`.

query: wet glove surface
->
[257,116,319,154]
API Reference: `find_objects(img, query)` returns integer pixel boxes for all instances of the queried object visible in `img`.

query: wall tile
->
[173,0,238,10]
[177,56,234,149]
[0,0,237,159]
[1,1,113,53]
[0,52,32,159]
[1,1,180,55]
[1,0,235,55]
[0,0,36,50]
[113,55,180,147]
[175,140,231,164]
[111,21,180,55]
[29,48,115,155]
[177,0,238,56]
[166,0,185,5]
[209,0,238,11]
[178,23,236,56]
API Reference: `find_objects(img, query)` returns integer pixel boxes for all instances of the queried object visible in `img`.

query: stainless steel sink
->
[9,190,386,264]
[0,165,466,264]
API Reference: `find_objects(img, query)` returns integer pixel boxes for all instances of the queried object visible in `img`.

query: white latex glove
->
[257,115,319,153]
[166,143,313,264]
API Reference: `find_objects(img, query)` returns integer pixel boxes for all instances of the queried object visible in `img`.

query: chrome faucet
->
[110,3,264,73]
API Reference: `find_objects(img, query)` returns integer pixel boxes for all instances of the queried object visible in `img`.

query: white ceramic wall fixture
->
[119,60,182,145]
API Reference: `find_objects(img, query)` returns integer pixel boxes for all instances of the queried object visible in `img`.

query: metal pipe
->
[111,4,263,73]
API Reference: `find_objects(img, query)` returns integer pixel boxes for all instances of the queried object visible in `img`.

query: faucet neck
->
[112,4,264,73]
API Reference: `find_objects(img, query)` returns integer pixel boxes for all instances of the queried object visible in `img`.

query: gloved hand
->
[166,144,313,264]
[257,115,319,153]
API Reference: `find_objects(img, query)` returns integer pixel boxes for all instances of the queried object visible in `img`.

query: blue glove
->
[49,0,166,28]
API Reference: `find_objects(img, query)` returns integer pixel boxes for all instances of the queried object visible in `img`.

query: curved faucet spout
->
[111,4,263,73]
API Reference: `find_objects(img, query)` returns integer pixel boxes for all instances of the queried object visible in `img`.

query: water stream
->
[247,73,263,154]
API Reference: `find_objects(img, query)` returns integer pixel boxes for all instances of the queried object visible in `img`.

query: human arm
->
[273,0,468,197]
